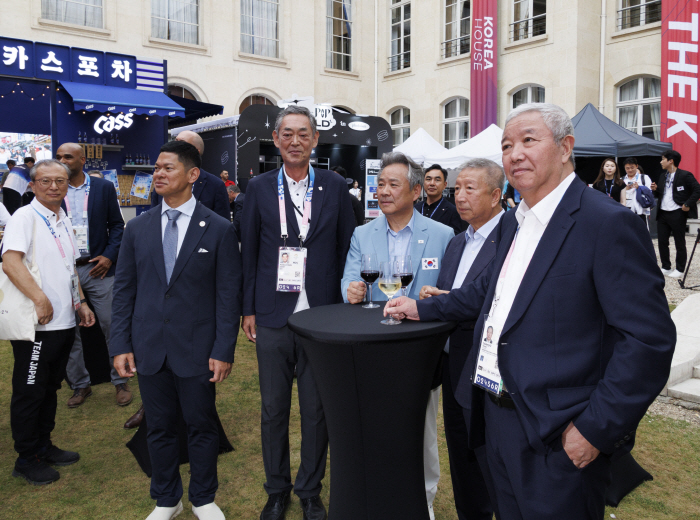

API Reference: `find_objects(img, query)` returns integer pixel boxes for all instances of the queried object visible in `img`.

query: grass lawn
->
[0,334,698,519]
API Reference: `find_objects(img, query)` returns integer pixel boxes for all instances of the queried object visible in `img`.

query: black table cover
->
[288,303,456,520]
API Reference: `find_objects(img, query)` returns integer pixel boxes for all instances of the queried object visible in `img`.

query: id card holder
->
[70,274,81,310]
[276,247,307,292]
[472,316,504,396]
[74,226,89,255]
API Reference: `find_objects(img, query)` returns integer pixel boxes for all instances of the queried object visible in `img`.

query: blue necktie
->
[163,209,181,284]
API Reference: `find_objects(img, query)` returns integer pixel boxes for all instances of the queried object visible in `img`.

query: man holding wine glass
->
[340,151,453,520]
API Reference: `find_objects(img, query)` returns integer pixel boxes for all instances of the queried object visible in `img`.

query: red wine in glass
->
[361,270,380,284]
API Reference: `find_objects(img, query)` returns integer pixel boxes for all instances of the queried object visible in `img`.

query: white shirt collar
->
[468,210,504,241]
[31,197,67,223]
[283,167,309,188]
[515,172,576,227]
[162,193,196,217]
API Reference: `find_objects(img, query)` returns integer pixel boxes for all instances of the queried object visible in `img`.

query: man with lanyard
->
[2,159,95,485]
[241,105,355,520]
[416,164,464,235]
[385,103,674,519]
[56,143,127,408]
[651,150,700,279]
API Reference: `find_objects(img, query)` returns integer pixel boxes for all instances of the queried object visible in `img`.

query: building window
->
[443,98,469,149]
[618,0,661,30]
[241,0,280,58]
[443,1,470,59]
[390,108,410,147]
[389,0,411,72]
[152,0,199,45]
[41,0,103,28]
[510,0,546,42]
[239,94,275,113]
[169,85,197,100]
[617,77,661,140]
[326,0,352,71]
[512,85,545,109]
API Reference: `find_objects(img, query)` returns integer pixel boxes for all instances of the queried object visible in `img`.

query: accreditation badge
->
[472,316,504,396]
[276,247,306,293]
[70,274,81,310]
[73,226,89,255]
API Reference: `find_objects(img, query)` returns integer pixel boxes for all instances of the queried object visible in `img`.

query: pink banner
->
[470,0,498,137]
[661,1,699,180]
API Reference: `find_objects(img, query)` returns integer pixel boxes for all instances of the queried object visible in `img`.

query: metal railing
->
[441,36,471,59]
[387,52,411,73]
[509,13,546,43]
[617,1,661,30]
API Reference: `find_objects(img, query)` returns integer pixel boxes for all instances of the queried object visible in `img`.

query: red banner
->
[661,1,699,180]
[470,0,498,137]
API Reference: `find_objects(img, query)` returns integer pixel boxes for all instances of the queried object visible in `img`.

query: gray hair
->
[379,151,424,190]
[457,158,506,193]
[227,184,240,194]
[30,159,70,181]
[505,102,576,168]
[275,105,317,135]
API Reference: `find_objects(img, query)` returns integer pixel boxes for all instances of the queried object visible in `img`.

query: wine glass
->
[360,254,380,309]
[393,255,413,297]
[378,261,402,325]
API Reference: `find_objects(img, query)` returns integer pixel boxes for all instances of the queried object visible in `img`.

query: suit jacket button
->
[165,294,171,299]
[624,435,630,441]
[164,319,170,323]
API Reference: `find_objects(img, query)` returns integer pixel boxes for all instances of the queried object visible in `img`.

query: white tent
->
[424,124,504,177]
[393,128,447,164]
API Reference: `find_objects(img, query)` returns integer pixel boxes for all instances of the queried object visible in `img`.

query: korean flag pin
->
[319,186,323,191]
[199,221,205,227]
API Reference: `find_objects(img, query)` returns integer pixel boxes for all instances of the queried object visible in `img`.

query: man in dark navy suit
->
[55,143,128,408]
[241,105,354,520]
[387,103,675,519]
[111,141,241,520]
[150,130,229,222]
[418,158,504,520]
[415,164,465,235]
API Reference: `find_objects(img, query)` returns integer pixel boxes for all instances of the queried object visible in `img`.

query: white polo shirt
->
[2,198,80,331]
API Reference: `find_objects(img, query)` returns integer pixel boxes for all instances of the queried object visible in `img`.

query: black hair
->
[160,140,201,170]
[330,166,347,176]
[424,164,447,181]
[24,157,35,164]
[662,150,682,167]
[623,157,638,167]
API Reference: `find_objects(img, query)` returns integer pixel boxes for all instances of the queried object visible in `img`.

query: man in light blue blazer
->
[341,151,453,520]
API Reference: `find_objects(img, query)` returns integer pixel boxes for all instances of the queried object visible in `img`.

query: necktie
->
[163,209,181,284]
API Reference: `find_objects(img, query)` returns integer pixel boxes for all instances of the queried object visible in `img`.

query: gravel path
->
[648,396,700,428]
[652,234,700,306]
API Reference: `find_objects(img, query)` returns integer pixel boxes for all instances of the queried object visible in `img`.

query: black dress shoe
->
[300,496,327,520]
[260,491,290,520]
[12,456,60,485]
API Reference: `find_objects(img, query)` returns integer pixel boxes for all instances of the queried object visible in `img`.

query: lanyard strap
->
[32,208,75,272]
[64,174,90,221]
[278,166,315,245]
[422,198,444,218]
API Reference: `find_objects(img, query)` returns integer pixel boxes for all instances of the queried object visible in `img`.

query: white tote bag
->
[0,219,41,342]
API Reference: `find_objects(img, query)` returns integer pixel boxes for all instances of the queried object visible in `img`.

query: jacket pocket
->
[547,385,597,411]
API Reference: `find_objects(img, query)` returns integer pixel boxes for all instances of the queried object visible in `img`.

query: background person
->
[330,166,364,228]
[349,179,361,200]
[3,158,32,215]
[418,158,505,520]
[386,103,675,520]
[111,141,242,520]
[341,151,453,520]
[228,184,245,239]
[220,170,235,187]
[416,164,464,235]
[240,105,355,520]
[652,149,700,278]
[56,143,127,409]
[591,158,625,204]
[621,157,653,225]
[2,159,95,486]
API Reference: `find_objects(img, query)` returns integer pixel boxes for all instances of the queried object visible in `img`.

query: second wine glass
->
[378,261,402,325]
[393,255,413,297]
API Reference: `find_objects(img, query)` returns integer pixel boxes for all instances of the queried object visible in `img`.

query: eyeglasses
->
[35,178,67,187]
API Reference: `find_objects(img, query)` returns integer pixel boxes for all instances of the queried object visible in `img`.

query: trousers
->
[657,208,688,272]
[11,328,75,458]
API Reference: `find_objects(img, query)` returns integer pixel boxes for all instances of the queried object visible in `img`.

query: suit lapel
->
[87,180,95,222]
[371,216,390,267]
[168,202,209,287]
[438,233,465,290]
[410,213,429,277]
[500,180,583,336]
[305,169,324,241]
[148,208,168,287]
[462,229,498,287]
[193,171,206,199]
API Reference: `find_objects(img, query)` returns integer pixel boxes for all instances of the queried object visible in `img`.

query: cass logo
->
[85,104,94,110]
[129,108,137,113]
[93,113,134,135]
[169,111,176,116]
[149,110,157,114]
[107,106,116,111]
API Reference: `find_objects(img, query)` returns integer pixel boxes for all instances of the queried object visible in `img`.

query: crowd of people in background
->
[0,103,690,520]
